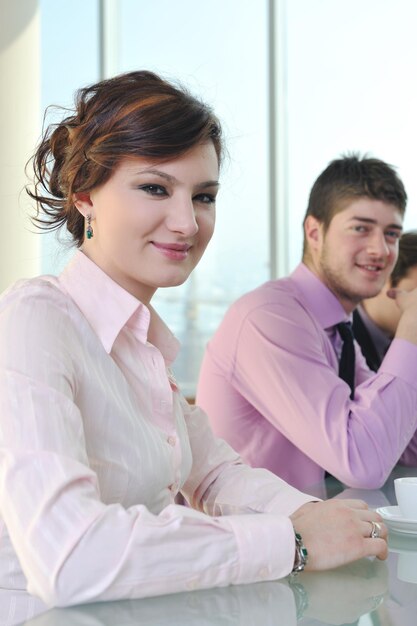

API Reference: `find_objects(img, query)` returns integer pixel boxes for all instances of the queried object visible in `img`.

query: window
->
[41,0,270,397]
[284,0,417,268]
[40,0,417,396]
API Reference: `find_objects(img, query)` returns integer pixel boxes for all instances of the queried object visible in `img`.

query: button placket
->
[147,347,175,432]
[186,578,199,590]
[258,567,270,579]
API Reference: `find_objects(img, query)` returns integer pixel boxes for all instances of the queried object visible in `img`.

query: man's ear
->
[73,192,93,218]
[304,215,323,252]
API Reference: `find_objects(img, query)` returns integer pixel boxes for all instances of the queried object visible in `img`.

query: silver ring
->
[370,521,382,539]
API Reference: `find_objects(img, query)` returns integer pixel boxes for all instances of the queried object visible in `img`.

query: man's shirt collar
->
[290,263,351,330]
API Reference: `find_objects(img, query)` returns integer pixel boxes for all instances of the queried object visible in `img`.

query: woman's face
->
[75,142,219,303]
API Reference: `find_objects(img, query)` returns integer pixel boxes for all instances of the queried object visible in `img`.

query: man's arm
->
[198,293,417,489]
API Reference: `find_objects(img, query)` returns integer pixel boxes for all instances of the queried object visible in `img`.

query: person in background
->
[0,74,387,609]
[353,231,417,371]
[197,154,417,490]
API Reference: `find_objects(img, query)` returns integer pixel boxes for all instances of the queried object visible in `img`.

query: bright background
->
[19,0,417,394]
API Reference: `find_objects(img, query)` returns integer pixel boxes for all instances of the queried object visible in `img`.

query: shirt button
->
[258,567,269,579]
[167,435,176,447]
[169,482,179,494]
[186,578,199,590]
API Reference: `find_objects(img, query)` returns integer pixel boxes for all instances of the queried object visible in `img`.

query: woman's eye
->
[194,193,216,205]
[353,225,367,233]
[139,184,167,196]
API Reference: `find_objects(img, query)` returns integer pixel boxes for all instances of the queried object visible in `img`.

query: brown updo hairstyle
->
[27,70,223,246]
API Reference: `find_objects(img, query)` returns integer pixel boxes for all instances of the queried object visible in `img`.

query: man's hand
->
[387,286,417,344]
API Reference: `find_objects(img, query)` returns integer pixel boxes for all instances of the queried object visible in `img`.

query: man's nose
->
[368,231,389,257]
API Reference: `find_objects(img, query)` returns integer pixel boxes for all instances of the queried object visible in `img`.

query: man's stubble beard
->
[319,249,378,308]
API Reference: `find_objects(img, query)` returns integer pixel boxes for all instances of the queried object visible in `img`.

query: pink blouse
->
[0,251,313,607]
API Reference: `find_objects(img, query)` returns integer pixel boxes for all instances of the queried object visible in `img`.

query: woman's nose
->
[166,198,199,236]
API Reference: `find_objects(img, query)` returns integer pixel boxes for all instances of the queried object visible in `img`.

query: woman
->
[0,71,387,608]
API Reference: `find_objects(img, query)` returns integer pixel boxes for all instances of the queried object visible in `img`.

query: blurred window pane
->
[117,0,270,396]
[39,0,417,397]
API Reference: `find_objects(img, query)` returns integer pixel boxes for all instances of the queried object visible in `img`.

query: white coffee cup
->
[389,532,417,583]
[394,477,417,519]
[397,552,417,583]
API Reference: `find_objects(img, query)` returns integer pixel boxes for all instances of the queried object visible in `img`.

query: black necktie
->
[336,321,355,399]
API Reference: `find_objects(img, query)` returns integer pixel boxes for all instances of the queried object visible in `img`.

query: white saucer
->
[376,506,417,535]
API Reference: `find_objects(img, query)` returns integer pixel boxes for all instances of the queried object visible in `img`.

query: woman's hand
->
[290,498,388,571]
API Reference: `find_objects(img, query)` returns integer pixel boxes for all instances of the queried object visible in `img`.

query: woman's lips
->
[151,242,191,261]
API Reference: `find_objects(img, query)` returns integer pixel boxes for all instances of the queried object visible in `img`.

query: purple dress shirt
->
[197,263,417,490]
[355,303,392,365]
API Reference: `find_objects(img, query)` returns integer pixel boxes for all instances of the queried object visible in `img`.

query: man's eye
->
[138,184,167,196]
[385,231,401,240]
[194,193,216,204]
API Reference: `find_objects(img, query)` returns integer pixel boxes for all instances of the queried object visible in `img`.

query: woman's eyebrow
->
[132,168,220,189]
[132,168,177,182]
[196,181,220,189]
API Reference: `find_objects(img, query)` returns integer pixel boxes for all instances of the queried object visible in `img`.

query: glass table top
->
[4,465,417,626]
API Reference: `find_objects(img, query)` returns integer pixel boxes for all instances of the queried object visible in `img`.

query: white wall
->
[0,0,40,291]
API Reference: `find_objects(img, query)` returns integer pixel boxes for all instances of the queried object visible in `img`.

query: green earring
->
[86,214,94,239]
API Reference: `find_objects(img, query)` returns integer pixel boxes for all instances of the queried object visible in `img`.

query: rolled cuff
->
[224,513,295,584]
[381,339,417,389]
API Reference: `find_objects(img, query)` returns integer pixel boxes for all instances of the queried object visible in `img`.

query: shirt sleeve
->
[0,283,311,607]
[9,579,297,626]
[198,293,417,489]
[179,398,315,516]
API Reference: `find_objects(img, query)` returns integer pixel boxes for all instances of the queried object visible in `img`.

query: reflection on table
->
[2,465,417,626]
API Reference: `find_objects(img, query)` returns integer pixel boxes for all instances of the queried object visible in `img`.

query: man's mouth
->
[356,263,384,273]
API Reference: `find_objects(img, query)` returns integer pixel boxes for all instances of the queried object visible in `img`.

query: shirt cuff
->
[224,513,296,584]
[381,338,417,389]
[261,489,319,516]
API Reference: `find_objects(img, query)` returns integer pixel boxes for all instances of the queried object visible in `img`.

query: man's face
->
[307,198,403,312]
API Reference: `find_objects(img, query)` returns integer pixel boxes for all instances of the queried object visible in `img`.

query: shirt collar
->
[59,251,179,363]
[290,263,350,330]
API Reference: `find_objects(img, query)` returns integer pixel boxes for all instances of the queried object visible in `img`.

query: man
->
[197,154,417,490]
[353,231,417,371]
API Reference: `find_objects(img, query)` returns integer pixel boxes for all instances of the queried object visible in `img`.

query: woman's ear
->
[73,192,93,218]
